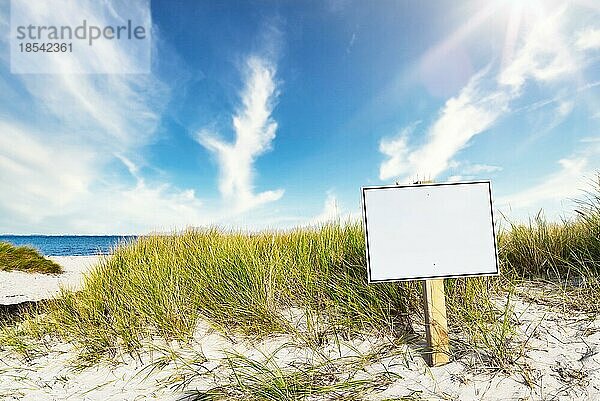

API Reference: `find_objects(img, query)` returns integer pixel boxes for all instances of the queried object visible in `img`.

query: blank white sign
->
[362,181,499,282]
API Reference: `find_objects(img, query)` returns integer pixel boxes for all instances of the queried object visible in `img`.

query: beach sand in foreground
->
[1,293,599,400]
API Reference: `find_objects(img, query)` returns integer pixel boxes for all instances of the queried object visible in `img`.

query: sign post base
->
[422,278,450,367]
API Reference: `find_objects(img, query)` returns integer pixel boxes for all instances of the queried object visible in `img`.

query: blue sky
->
[0,0,599,234]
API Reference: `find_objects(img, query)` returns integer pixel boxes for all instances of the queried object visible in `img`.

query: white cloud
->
[10,0,151,74]
[498,7,577,92]
[309,191,340,225]
[379,6,589,184]
[409,76,507,178]
[0,120,207,234]
[447,175,464,182]
[462,163,503,174]
[498,158,588,209]
[1,3,289,234]
[0,122,95,219]
[91,157,206,233]
[379,71,509,182]
[0,1,205,234]
[444,163,503,182]
[496,137,600,221]
[72,180,205,235]
[1,1,162,149]
[346,32,357,54]
[196,56,284,213]
[495,156,598,221]
[378,124,414,180]
[556,99,575,117]
[576,28,600,50]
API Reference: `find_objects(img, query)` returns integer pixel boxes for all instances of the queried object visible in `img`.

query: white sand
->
[1,294,600,400]
[0,256,101,305]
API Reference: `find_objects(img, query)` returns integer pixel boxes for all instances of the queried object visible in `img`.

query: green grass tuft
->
[0,242,62,274]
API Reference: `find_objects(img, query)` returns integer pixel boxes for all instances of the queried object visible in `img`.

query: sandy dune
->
[1,258,599,399]
[1,294,599,400]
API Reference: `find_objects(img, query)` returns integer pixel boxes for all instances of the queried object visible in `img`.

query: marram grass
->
[497,174,600,313]
[499,174,600,280]
[0,242,62,274]
[3,222,500,361]
[2,173,598,368]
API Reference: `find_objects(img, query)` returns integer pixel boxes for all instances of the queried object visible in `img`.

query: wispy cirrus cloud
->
[0,122,95,219]
[379,6,592,184]
[1,1,288,233]
[498,158,588,210]
[378,123,416,181]
[196,56,284,213]
[0,0,205,234]
[497,7,577,92]
[379,68,509,181]
[496,139,600,220]
[309,191,340,225]
[576,27,600,50]
[446,162,503,182]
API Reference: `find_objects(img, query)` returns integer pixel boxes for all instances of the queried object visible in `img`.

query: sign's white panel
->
[362,181,499,282]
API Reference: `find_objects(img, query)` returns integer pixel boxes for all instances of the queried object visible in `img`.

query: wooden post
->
[414,179,450,367]
[422,278,450,366]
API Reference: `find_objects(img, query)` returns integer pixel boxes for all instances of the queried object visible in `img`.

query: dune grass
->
[502,175,600,277]
[498,174,600,312]
[2,223,503,365]
[0,242,62,274]
[1,174,598,377]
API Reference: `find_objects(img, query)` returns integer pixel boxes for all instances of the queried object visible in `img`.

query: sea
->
[0,235,137,256]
